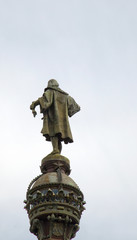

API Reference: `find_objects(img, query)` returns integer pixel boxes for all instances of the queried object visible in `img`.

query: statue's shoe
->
[50,149,60,155]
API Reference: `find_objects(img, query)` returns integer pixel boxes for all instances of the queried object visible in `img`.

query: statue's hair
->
[48,79,59,88]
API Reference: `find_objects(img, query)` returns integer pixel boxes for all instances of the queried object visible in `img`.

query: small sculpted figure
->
[30,79,80,154]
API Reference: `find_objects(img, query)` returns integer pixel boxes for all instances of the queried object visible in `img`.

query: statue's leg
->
[58,140,62,154]
[51,137,60,154]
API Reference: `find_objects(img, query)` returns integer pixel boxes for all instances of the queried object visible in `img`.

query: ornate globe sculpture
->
[24,80,85,240]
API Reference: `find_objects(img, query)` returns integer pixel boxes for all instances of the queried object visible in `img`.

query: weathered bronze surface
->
[25,80,85,240]
[41,153,70,175]
[24,170,85,240]
[30,79,80,154]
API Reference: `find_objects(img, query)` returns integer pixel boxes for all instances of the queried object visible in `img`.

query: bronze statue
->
[30,79,80,154]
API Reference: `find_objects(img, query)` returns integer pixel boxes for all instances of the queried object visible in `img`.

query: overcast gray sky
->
[0,0,137,240]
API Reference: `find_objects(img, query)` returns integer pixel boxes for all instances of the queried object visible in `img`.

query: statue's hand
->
[30,102,35,110]
[32,110,37,117]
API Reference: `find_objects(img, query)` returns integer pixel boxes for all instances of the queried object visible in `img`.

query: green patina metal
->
[24,80,85,240]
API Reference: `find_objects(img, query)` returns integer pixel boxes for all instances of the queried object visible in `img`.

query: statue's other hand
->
[32,110,37,117]
[30,103,34,110]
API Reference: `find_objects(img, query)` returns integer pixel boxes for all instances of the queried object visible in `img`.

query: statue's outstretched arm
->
[30,99,40,117]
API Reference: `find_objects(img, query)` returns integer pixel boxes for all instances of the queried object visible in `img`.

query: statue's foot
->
[50,149,60,155]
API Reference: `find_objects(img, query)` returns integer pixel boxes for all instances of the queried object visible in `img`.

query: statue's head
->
[48,79,59,88]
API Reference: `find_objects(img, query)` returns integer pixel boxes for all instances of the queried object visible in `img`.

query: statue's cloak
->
[38,88,80,143]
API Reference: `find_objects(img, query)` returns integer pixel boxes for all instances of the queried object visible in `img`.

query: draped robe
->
[33,87,80,143]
